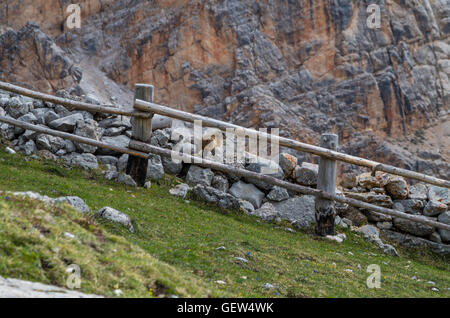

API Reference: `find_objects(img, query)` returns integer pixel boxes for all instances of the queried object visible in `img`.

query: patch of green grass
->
[0,192,219,297]
[0,148,449,297]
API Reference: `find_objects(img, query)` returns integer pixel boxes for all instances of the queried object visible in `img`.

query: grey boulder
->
[251,202,279,222]
[55,196,90,213]
[272,195,316,229]
[117,173,137,187]
[244,159,284,191]
[229,181,265,209]
[393,216,435,237]
[0,276,103,298]
[385,176,408,200]
[63,153,98,170]
[74,119,100,153]
[428,186,449,205]
[437,212,450,243]
[161,157,183,175]
[97,156,118,167]
[186,165,214,187]
[423,201,447,217]
[267,186,289,202]
[293,162,318,186]
[408,183,428,200]
[211,174,229,193]
[48,113,84,132]
[279,153,297,177]
[169,183,191,198]
[96,207,134,232]
[97,135,130,155]
[147,154,165,180]
[193,184,240,210]
[36,134,65,153]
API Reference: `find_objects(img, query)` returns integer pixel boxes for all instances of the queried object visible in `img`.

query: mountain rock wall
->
[0,0,448,176]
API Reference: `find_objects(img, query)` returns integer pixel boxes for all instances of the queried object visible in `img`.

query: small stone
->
[263,283,275,289]
[161,157,183,175]
[428,186,449,205]
[294,162,318,186]
[186,165,214,187]
[144,181,152,189]
[344,269,353,273]
[238,200,255,213]
[147,154,164,180]
[267,186,290,202]
[96,207,134,232]
[325,234,344,243]
[340,172,358,189]
[48,113,84,132]
[234,257,248,263]
[169,184,190,198]
[117,173,137,187]
[229,181,265,209]
[431,287,439,292]
[64,153,99,170]
[408,184,428,200]
[251,202,278,222]
[358,171,389,189]
[211,174,229,193]
[437,211,450,243]
[393,216,435,237]
[5,147,15,154]
[55,196,90,213]
[429,232,442,243]
[64,232,75,239]
[423,200,447,217]
[356,225,380,239]
[215,280,226,285]
[393,199,424,215]
[279,153,297,177]
[104,170,118,181]
[385,176,408,200]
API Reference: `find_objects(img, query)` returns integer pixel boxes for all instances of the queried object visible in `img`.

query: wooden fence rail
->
[0,81,151,119]
[134,99,450,189]
[1,82,449,236]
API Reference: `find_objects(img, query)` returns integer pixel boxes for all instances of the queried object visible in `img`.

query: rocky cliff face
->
[0,0,448,177]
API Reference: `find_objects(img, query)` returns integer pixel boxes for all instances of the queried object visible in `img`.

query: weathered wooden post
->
[315,133,338,236]
[126,84,154,186]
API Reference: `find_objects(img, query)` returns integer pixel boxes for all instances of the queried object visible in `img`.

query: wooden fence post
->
[126,84,154,186]
[315,133,338,236]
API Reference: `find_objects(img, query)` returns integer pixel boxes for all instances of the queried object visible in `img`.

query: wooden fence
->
[0,81,449,234]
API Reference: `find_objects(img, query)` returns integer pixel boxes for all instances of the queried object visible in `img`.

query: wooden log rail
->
[1,115,449,232]
[134,99,450,189]
[0,81,151,119]
[0,115,148,159]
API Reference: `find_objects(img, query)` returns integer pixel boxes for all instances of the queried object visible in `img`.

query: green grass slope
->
[0,145,448,297]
